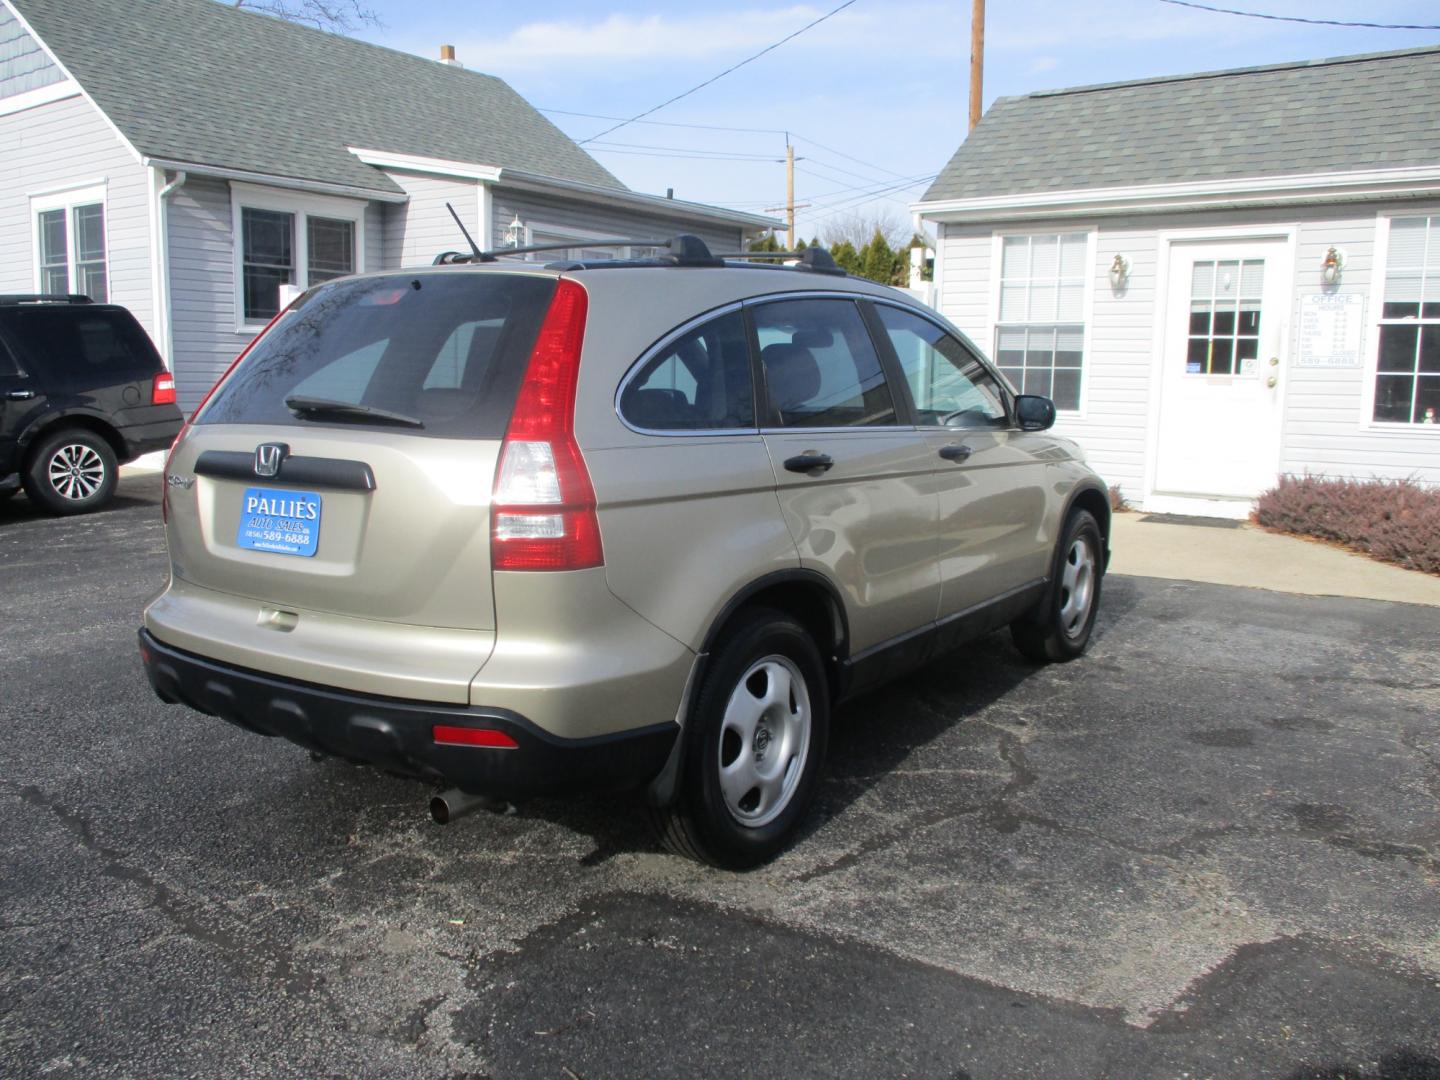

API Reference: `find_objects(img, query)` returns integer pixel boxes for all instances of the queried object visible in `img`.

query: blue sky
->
[353,2,1440,241]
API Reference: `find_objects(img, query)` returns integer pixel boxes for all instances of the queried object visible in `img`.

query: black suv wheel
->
[23,428,118,515]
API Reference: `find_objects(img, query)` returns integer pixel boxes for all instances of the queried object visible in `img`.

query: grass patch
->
[1254,475,1440,576]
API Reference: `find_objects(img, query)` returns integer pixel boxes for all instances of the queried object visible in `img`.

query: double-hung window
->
[234,186,362,325]
[994,232,1087,411]
[32,186,107,302]
[1374,215,1440,425]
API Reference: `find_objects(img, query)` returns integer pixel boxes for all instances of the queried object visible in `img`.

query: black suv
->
[0,295,183,515]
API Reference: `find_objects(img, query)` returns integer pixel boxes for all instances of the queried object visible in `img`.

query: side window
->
[754,299,895,427]
[290,339,388,404]
[0,309,158,387]
[619,310,754,431]
[0,334,18,376]
[875,305,1008,429]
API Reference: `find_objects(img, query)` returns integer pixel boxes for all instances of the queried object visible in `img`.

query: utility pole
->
[969,0,985,132]
[786,140,796,249]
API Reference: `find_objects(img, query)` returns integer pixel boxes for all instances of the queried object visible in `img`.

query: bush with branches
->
[1254,474,1440,576]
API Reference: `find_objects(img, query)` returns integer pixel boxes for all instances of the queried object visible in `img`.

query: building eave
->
[913,165,1440,223]
[141,157,408,203]
[495,169,783,233]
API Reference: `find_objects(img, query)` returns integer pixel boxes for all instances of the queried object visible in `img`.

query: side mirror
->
[1014,394,1056,431]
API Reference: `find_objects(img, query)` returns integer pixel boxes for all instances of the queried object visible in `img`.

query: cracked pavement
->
[1,477,1438,1078]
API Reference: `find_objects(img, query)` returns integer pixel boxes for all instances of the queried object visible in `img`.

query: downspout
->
[156,170,186,369]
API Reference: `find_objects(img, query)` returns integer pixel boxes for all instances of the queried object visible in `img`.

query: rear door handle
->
[939,444,973,463]
[783,452,834,475]
[3,389,35,401]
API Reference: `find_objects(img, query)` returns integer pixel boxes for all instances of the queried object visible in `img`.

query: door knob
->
[1268,357,1280,367]
[3,389,35,401]
[938,444,973,463]
[783,452,833,475]
[1266,375,1278,389]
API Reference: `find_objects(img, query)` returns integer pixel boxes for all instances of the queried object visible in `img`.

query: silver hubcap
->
[1058,535,1097,639]
[717,655,811,828]
[48,443,106,501]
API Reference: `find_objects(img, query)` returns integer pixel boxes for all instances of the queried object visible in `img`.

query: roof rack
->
[0,294,95,305]
[433,233,723,267]
[710,247,844,276]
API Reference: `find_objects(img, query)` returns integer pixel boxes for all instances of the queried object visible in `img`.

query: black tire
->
[650,608,829,870]
[1012,509,1103,662]
[21,428,118,515]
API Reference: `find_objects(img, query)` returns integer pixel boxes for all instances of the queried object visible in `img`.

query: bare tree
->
[234,0,382,33]
[820,209,910,251]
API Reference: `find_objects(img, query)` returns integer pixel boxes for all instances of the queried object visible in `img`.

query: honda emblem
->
[254,442,289,478]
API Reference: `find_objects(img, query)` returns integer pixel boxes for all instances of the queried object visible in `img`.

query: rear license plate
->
[237,487,322,557]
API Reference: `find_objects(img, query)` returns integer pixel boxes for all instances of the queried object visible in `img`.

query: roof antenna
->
[445,202,483,261]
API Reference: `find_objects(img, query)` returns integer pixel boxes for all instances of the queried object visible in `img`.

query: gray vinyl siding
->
[0,93,153,335]
[932,201,1440,500]
[379,170,478,269]
[166,175,383,412]
[490,186,741,254]
[0,5,63,99]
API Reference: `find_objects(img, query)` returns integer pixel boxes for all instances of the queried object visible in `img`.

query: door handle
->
[938,444,973,463]
[783,452,834,475]
[3,389,35,401]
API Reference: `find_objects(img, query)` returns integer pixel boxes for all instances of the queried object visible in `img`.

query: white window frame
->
[1361,209,1440,433]
[30,181,109,299]
[986,227,1096,417]
[230,182,366,330]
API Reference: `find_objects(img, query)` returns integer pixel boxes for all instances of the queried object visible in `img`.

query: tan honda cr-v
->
[140,237,1110,869]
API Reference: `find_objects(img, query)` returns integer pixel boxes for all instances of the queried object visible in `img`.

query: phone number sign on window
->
[236,487,322,557]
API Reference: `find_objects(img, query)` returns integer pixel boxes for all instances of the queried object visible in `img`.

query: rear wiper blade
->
[284,395,424,428]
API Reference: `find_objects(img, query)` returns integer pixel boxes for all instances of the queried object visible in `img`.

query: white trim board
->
[0,78,80,117]
[914,166,1440,224]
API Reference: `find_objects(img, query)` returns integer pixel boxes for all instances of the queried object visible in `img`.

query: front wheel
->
[650,608,829,869]
[21,429,118,515]
[1012,509,1103,662]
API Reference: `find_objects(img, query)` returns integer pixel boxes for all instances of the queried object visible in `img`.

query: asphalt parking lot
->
[2,475,1438,1079]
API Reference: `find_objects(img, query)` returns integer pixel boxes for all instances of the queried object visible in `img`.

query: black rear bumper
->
[138,630,677,801]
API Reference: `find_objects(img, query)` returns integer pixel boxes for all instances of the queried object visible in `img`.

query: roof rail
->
[711,247,845,276]
[433,234,722,267]
[0,293,95,305]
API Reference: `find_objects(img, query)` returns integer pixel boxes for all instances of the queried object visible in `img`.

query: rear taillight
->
[490,279,603,572]
[151,372,176,405]
[432,725,519,749]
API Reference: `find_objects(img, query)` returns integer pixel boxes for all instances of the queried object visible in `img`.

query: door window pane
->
[307,216,354,285]
[1375,216,1440,423]
[242,208,294,321]
[755,299,895,427]
[38,209,69,295]
[1186,258,1263,376]
[875,305,1006,428]
[619,310,754,430]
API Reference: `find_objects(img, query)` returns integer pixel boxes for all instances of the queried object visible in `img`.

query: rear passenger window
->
[754,299,895,427]
[0,307,160,388]
[619,310,754,430]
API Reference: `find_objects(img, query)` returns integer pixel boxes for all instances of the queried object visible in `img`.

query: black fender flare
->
[645,567,849,807]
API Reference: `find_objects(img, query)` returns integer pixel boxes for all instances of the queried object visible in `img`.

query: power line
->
[588,138,783,161]
[539,107,788,136]
[575,0,861,144]
[1157,0,1440,30]
[589,147,785,163]
[790,133,911,181]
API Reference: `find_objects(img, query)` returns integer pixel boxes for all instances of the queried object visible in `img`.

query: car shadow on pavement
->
[0,476,160,527]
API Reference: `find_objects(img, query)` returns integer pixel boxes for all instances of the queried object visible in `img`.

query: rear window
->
[198,273,557,438]
[0,306,162,389]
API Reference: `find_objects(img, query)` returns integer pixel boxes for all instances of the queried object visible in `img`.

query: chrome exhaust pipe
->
[430,788,507,825]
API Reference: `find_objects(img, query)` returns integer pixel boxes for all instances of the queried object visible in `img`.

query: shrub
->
[1108,484,1130,513]
[1254,475,1440,576]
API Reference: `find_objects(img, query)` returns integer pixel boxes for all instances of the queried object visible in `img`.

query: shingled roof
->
[8,0,624,197]
[921,46,1440,204]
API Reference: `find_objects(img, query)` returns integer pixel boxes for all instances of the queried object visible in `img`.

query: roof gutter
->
[141,157,408,203]
[913,165,1440,223]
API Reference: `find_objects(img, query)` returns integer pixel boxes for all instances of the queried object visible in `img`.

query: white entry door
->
[1154,238,1292,500]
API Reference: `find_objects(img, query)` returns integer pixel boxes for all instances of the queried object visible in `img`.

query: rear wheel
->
[22,429,118,515]
[1012,509,1103,662]
[651,608,829,869]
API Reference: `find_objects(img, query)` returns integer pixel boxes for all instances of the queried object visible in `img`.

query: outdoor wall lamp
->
[505,214,526,248]
[1108,253,1130,290]
[1321,246,1346,286]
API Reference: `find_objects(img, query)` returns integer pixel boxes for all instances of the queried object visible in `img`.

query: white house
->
[0,0,776,411]
[915,47,1440,517]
